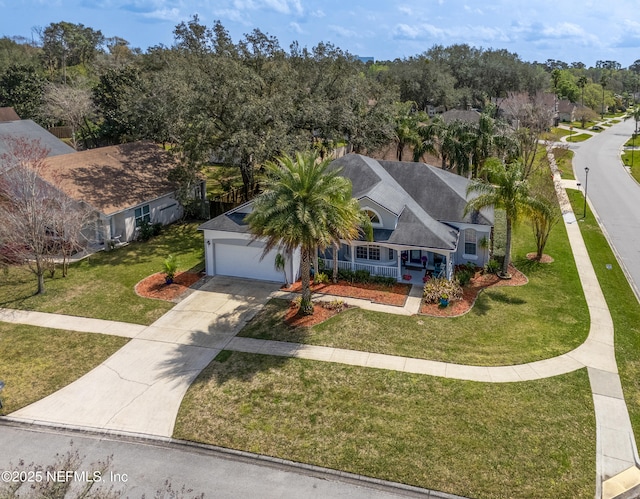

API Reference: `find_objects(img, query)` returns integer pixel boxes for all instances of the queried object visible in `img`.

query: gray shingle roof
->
[201,154,493,252]
[0,120,76,158]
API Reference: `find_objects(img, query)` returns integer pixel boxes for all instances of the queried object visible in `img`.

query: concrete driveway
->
[9,277,280,437]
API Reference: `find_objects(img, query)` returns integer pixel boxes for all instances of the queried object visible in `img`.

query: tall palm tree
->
[577,76,588,108]
[246,151,363,314]
[464,160,545,276]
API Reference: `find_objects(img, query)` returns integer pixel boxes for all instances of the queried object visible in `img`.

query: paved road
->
[571,118,640,299]
[0,423,441,499]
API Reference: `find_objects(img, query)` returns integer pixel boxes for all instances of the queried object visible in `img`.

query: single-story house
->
[199,154,493,284]
[40,141,206,244]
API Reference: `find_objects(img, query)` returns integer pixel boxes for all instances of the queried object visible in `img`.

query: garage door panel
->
[214,243,283,282]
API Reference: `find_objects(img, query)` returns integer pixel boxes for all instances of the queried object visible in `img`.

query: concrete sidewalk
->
[6,277,280,438]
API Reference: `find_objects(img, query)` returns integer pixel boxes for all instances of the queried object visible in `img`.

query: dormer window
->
[364,209,382,227]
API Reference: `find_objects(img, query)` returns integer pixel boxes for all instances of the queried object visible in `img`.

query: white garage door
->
[214,242,283,282]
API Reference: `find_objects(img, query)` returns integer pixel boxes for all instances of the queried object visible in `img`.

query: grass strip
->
[566,189,640,448]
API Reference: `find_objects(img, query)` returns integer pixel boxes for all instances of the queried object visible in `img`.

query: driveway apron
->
[8,277,280,438]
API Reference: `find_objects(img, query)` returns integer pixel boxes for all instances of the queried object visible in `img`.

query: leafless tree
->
[42,81,95,149]
[500,92,557,178]
[0,137,93,293]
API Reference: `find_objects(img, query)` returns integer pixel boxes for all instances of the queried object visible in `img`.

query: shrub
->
[423,277,463,304]
[137,221,163,242]
[163,254,179,282]
[338,268,354,281]
[353,269,371,283]
[456,269,473,287]
[315,272,329,284]
[321,299,347,312]
[484,259,501,274]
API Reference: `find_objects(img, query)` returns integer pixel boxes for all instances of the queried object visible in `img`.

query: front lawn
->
[241,219,589,366]
[565,133,592,143]
[0,222,204,325]
[175,352,594,499]
[0,323,128,414]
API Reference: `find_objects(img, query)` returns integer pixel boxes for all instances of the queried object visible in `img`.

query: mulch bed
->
[285,279,411,306]
[419,264,528,317]
[134,272,202,302]
[284,301,348,327]
[526,252,554,263]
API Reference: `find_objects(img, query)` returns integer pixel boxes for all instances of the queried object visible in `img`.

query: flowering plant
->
[402,274,412,281]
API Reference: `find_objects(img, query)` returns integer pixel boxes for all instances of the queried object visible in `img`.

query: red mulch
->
[419,264,528,317]
[134,272,202,302]
[284,301,344,327]
[285,279,411,306]
[526,252,554,263]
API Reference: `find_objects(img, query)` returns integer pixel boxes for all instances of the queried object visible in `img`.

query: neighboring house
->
[0,118,76,158]
[199,154,493,284]
[40,141,206,244]
[557,100,577,123]
[440,109,481,125]
[0,107,21,122]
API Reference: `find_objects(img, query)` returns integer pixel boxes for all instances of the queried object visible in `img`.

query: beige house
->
[41,142,206,244]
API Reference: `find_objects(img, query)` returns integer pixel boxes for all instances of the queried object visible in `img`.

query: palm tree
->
[464,160,546,276]
[246,151,363,314]
[393,101,421,161]
[577,76,588,108]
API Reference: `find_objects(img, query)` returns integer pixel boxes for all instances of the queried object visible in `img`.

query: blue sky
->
[2,0,640,66]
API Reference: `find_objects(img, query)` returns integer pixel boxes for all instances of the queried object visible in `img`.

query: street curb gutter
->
[0,419,468,499]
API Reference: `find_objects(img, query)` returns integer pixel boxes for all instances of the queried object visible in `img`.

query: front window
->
[464,229,477,256]
[356,245,381,261]
[365,209,381,225]
[135,205,150,226]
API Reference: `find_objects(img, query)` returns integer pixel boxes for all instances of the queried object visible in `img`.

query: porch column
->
[396,248,402,280]
[350,242,355,271]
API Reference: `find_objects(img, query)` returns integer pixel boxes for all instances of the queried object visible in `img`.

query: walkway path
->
[1,147,639,496]
[4,278,280,438]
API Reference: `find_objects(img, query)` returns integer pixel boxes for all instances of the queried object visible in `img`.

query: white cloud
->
[463,5,483,15]
[329,25,359,38]
[310,9,325,18]
[233,0,302,15]
[289,21,303,34]
[213,8,253,25]
[398,5,413,16]
[141,7,182,21]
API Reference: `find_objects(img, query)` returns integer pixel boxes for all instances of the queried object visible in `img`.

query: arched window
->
[364,209,381,225]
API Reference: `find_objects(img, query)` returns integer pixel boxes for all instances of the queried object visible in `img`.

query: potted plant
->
[163,254,178,285]
[421,255,428,268]
[439,293,449,307]
[401,252,408,267]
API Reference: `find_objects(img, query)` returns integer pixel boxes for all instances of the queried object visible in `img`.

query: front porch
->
[319,244,453,282]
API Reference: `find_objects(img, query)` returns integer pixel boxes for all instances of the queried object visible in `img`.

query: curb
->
[0,418,468,499]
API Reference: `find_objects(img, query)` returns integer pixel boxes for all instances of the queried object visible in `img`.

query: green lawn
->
[553,147,575,179]
[566,189,640,450]
[0,323,128,415]
[565,133,592,143]
[240,220,589,366]
[621,150,640,183]
[175,352,594,499]
[0,222,204,325]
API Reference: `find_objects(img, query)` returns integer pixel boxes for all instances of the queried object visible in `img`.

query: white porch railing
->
[319,258,398,279]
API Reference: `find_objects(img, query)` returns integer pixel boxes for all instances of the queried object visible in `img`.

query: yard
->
[0,322,128,415]
[175,353,594,499]
[0,222,204,325]
[174,193,597,498]
[240,219,589,366]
